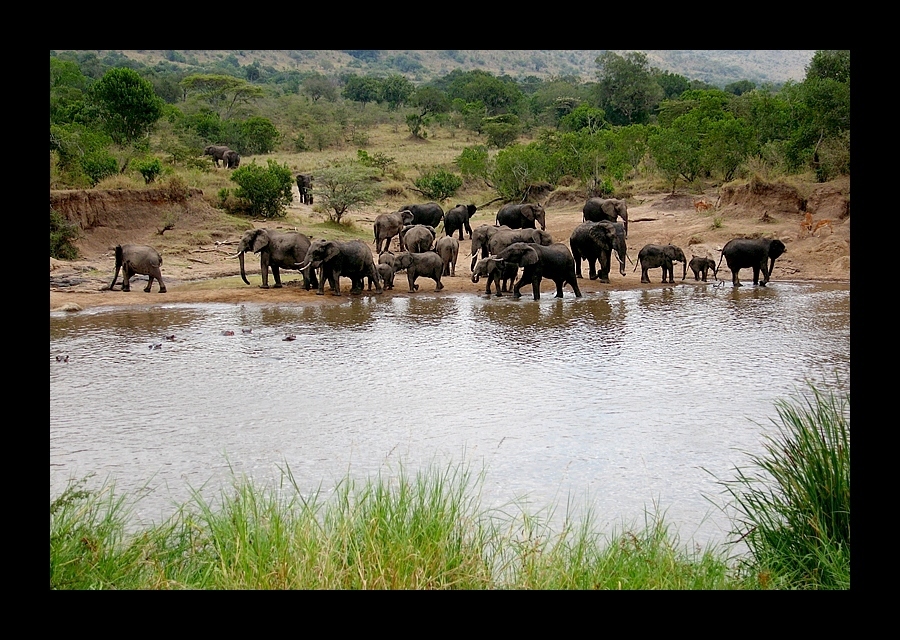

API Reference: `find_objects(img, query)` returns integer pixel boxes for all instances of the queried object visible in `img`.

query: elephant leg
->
[122,266,133,291]
[272,265,282,288]
[530,275,542,300]
[144,275,154,293]
[732,270,741,287]
[752,265,761,285]
[555,279,565,298]
[259,258,270,289]
[332,270,343,295]
[435,275,444,291]
[570,276,583,298]
[588,258,598,280]
[407,273,417,293]
[641,266,650,284]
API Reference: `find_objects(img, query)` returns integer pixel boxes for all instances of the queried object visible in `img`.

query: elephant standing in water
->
[491,242,582,300]
[569,220,627,283]
[717,237,786,287]
[108,244,166,293]
[688,256,718,281]
[297,239,382,296]
[583,198,629,237]
[203,145,231,168]
[495,203,547,231]
[634,244,687,283]
[471,257,518,297]
[233,228,317,290]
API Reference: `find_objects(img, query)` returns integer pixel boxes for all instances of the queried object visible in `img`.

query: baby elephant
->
[376,262,395,290]
[687,255,718,281]
[108,244,166,293]
[393,251,444,292]
[471,257,517,296]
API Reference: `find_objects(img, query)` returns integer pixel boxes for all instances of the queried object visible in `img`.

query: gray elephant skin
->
[470,224,510,270]
[108,244,166,293]
[297,239,382,296]
[234,228,317,290]
[495,203,547,231]
[399,202,444,227]
[444,204,477,240]
[223,149,241,169]
[569,221,627,283]
[434,236,460,277]
[717,237,786,287]
[203,145,231,168]
[492,242,582,300]
[583,198,629,237]
[296,173,313,205]
[374,210,415,253]
[393,251,444,292]
[488,227,554,259]
[400,224,437,253]
[688,256,718,281]
[376,262,395,290]
[634,244,687,283]
[472,257,518,297]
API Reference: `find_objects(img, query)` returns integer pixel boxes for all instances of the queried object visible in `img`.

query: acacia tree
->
[312,162,378,223]
[180,74,264,120]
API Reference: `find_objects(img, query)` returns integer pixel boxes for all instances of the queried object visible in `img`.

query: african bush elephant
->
[376,262,395,290]
[569,221,628,284]
[444,204,477,240]
[223,150,241,169]
[491,242,582,300]
[233,228,317,290]
[296,173,313,205]
[203,145,231,168]
[634,244,687,283]
[488,227,554,259]
[495,203,547,231]
[470,224,510,270]
[687,255,718,282]
[400,224,437,253]
[435,236,460,277]
[399,202,444,227]
[717,237,787,287]
[108,244,166,293]
[393,251,444,292]
[583,198,629,237]
[471,257,518,297]
[374,209,415,254]
[296,239,382,296]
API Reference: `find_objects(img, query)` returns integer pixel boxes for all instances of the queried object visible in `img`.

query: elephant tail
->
[716,250,726,272]
[109,245,124,290]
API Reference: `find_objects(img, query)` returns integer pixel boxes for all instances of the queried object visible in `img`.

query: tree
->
[654,70,691,100]
[312,162,378,223]
[229,159,294,218]
[301,73,337,102]
[380,74,414,109]
[406,86,450,139]
[806,50,850,83]
[413,169,463,202]
[441,69,523,116]
[594,51,663,126]
[180,74,265,120]
[91,67,164,145]
[341,75,381,105]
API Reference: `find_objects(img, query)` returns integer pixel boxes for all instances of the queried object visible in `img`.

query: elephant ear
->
[468,204,477,215]
[426,225,436,237]
[251,229,269,253]
[519,246,540,266]
[323,241,341,262]
[521,205,535,221]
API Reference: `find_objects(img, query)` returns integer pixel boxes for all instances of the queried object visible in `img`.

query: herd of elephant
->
[106,198,788,299]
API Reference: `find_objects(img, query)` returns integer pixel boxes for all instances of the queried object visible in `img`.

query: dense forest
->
[49,49,849,249]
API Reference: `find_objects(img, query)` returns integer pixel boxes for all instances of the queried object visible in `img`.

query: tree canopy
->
[90,67,164,145]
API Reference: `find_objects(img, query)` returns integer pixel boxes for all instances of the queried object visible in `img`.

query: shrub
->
[413,169,463,202]
[81,149,119,186]
[482,114,521,148]
[132,157,163,184]
[454,146,492,183]
[50,208,80,260]
[230,160,294,218]
[313,162,378,224]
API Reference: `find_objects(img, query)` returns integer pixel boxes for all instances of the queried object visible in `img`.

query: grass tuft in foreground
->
[715,383,850,589]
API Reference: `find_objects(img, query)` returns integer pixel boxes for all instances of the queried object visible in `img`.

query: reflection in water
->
[50,283,850,547]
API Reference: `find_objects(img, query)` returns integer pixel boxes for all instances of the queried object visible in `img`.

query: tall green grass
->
[715,383,850,589]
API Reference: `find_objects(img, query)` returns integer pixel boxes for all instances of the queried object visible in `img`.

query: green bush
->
[413,169,463,202]
[132,157,163,184]
[50,208,80,259]
[229,159,294,218]
[81,150,119,186]
[454,146,491,183]
[482,114,521,148]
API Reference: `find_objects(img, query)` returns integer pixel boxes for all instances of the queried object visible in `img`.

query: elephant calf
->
[393,251,444,292]
[688,256,718,281]
[434,236,459,277]
[108,244,166,293]
[472,257,517,296]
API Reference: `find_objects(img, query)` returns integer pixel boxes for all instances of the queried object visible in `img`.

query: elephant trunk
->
[239,252,251,285]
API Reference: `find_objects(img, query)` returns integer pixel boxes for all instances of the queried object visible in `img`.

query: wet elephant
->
[687,256,718,282]
[472,257,518,297]
[491,242,582,300]
[634,244,687,283]
[569,220,628,284]
[296,239,382,296]
[107,244,166,293]
[717,237,786,287]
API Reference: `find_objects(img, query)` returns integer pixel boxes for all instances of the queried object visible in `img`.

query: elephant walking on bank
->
[688,256,718,281]
[203,145,231,168]
[108,244,166,293]
[399,202,444,228]
[233,228,318,290]
[495,203,547,231]
[569,221,627,283]
[492,242,582,300]
[297,239,382,296]
[435,236,460,277]
[583,198,629,238]
[393,251,444,292]
[296,173,313,205]
[717,237,786,287]
[444,204,477,240]
[634,244,687,283]
[374,209,415,254]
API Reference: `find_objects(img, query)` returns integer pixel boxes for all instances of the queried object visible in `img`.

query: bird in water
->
[149,343,162,350]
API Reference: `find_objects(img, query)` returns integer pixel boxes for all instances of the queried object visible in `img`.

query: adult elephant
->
[107,244,166,293]
[434,236,459,277]
[491,242,582,300]
[687,256,718,282]
[296,173,313,205]
[470,224,510,270]
[471,257,518,297]
[400,224,437,253]
[569,221,627,283]
[203,145,231,168]
[296,239,382,296]
[223,150,241,169]
[232,228,317,290]
[444,204,477,240]
[488,227,554,258]
[583,198,629,237]
[717,237,787,287]
[399,202,444,228]
[495,203,547,231]
[374,209,415,254]
[393,251,444,292]
[634,244,687,283]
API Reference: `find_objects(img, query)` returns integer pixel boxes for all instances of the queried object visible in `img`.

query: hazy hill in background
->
[68,50,816,88]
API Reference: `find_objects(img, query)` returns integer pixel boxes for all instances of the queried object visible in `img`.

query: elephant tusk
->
[229,251,244,259]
